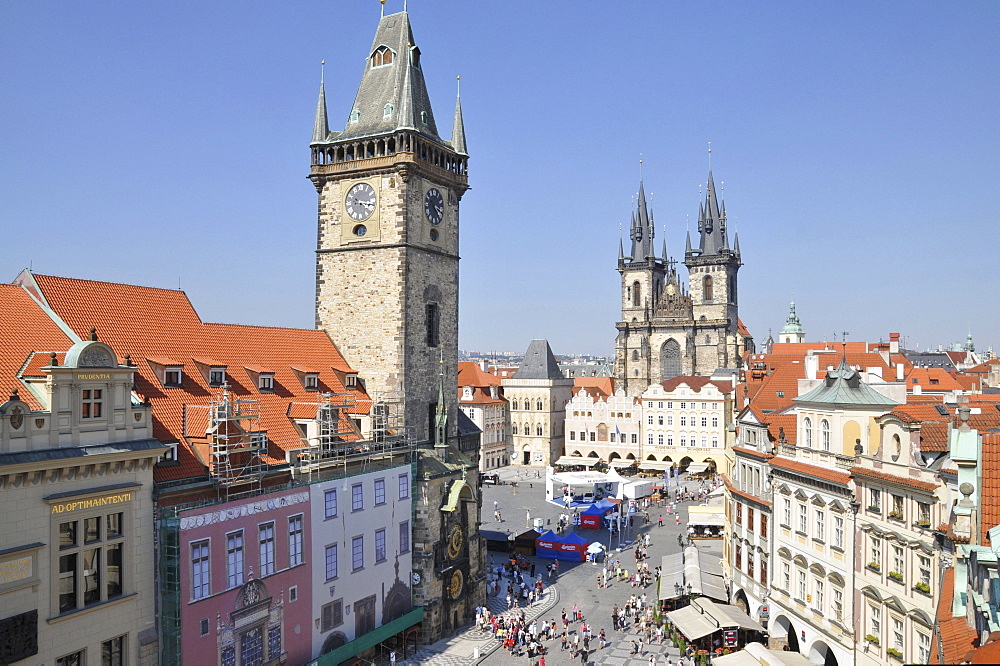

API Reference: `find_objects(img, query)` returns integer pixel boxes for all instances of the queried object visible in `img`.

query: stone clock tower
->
[310,9,468,443]
[309,8,484,644]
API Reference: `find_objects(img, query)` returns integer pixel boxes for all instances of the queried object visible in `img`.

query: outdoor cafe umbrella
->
[587,542,605,554]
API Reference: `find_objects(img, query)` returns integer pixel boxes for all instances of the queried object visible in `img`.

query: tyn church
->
[614,172,753,396]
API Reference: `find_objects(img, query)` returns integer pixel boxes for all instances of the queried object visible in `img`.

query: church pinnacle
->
[628,180,655,261]
[311,61,330,145]
[451,77,467,155]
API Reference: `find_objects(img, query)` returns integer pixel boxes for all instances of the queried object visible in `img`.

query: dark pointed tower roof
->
[311,70,330,145]
[516,339,563,380]
[450,77,467,155]
[628,181,655,262]
[697,171,729,255]
[618,237,625,262]
[336,11,440,143]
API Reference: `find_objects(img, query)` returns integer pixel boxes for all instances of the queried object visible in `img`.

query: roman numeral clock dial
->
[345,182,376,237]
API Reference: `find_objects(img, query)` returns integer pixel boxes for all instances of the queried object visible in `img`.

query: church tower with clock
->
[309,8,483,644]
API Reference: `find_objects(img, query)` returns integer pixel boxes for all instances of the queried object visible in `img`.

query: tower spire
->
[311,61,329,145]
[434,351,448,450]
[451,76,467,155]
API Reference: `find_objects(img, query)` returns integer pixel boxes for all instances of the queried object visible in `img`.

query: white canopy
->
[553,456,600,467]
[638,460,674,471]
[688,513,726,527]
[686,462,712,474]
[608,460,636,468]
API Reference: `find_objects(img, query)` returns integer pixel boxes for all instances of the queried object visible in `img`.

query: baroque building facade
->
[614,174,751,396]
[503,340,573,467]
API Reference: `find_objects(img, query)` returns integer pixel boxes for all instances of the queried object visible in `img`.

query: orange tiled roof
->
[769,456,851,486]
[723,473,772,507]
[26,274,368,485]
[732,445,774,462]
[980,432,1000,544]
[849,466,939,494]
[574,376,615,396]
[659,376,734,394]
[571,385,609,401]
[458,361,503,387]
[903,367,965,392]
[457,386,505,405]
[933,567,978,664]
[0,284,74,410]
[767,413,798,446]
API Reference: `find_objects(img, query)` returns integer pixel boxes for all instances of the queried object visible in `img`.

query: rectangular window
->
[258,373,274,391]
[400,521,410,553]
[570,431,576,440]
[918,502,931,526]
[631,433,637,444]
[834,515,845,549]
[425,303,440,347]
[870,488,881,512]
[680,417,687,427]
[288,515,303,567]
[667,435,674,446]
[81,388,103,419]
[701,417,708,427]
[658,415,664,426]
[833,588,844,620]
[871,538,882,568]
[192,539,210,600]
[648,415,654,425]
[783,498,791,527]
[324,489,338,518]
[352,535,364,571]
[398,473,409,499]
[259,522,275,577]
[57,651,85,666]
[227,531,244,588]
[667,401,673,409]
[747,507,755,533]
[667,415,674,426]
[735,502,742,525]
[680,402,686,409]
[892,545,904,577]
[325,544,338,580]
[165,366,183,386]
[782,562,790,591]
[918,632,931,663]
[590,432,596,441]
[814,579,824,612]
[657,434,664,446]
[798,504,808,534]
[352,483,363,511]
[870,603,881,634]
[891,494,904,519]
[919,555,931,588]
[648,434,654,446]
[375,529,387,563]
[815,510,825,542]
[102,634,126,666]
[747,552,754,578]
[735,544,742,569]
[209,368,226,386]
[760,515,768,539]
[321,599,343,632]
[798,570,806,600]
[760,557,768,586]
[893,617,904,651]
[374,478,386,506]
[712,416,719,427]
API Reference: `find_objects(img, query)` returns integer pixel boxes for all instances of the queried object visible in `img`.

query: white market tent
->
[553,456,601,467]
[686,462,712,474]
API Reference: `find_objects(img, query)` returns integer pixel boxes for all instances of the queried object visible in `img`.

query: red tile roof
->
[769,456,851,486]
[571,385,609,401]
[933,567,978,664]
[849,466,939,494]
[903,367,965,392]
[732,445,774,462]
[659,376,734,394]
[0,285,74,410]
[574,376,615,396]
[980,432,1000,544]
[25,274,369,485]
[457,386,505,405]
[458,361,503,387]
[722,473,772,507]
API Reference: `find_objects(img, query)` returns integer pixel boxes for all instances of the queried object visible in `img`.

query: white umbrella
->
[587,542,605,554]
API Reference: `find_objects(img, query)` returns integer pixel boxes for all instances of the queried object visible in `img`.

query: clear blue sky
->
[3,1,998,357]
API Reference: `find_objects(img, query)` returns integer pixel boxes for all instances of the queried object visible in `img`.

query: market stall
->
[535,530,588,562]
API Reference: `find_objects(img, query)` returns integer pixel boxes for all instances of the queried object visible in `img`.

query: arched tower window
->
[632,350,639,361]
[703,275,713,302]
[371,46,394,67]
[821,420,830,451]
[512,424,518,435]
[511,399,519,411]
[425,303,440,347]
[632,281,641,307]
[536,424,543,436]
[536,400,543,411]
[661,339,681,381]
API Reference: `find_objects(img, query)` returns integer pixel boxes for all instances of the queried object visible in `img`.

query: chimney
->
[805,352,818,381]
[480,360,488,371]
[896,363,904,381]
[889,332,900,354]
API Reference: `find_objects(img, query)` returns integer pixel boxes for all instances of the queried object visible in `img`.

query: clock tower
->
[310,9,468,443]
[309,8,484,644]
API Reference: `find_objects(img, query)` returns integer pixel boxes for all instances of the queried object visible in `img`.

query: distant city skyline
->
[2,1,997,357]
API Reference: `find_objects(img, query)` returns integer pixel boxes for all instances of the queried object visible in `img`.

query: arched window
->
[536,424,543,436]
[703,275,713,302]
[661,339,681,380]
[536,400,543,411]
[804,417,813,448]
[512,424,518,435]
[383,103,393,119]
[522,422,529,435]
[632,281,641,307]
[821,420,830,451]
[512,399,519,411]
[632,350,639,361]
[371,46,394,67]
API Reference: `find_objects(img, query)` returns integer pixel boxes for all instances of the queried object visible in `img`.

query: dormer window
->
[383,103,393,119]
[164,366,183,387]
[371,45,394,67]
[81,389,103,419]
[209,367,226,387]
[462,386,473,401]
[420,111,428,126]
[305,373,319,391]
[258,373,274,392]
[345,374,358,388]
[350,109,360,124]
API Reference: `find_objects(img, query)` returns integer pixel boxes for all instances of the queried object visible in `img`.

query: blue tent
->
[535,530,587,562]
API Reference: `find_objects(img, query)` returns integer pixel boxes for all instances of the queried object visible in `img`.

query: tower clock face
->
[345,183,376,222]
[447,524,464,559]
[448,569,464,599]
[424,188,444,225]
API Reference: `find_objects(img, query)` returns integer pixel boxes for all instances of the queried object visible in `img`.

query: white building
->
[564,388,641,465]
[457,362,509,471]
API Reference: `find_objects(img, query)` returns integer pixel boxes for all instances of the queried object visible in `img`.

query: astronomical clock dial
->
[424,188,444,225]
[345,182,376,222]
[447,524,464,559]
[411,571,421,585]
[448,569,464,599]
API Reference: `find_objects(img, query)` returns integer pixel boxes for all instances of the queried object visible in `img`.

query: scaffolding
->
[294,390,412,479]
[185,387,268,499]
